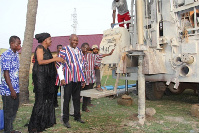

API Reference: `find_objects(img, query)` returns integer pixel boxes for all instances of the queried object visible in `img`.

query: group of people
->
[0,0,129,132]
[30,33,114,131]
[0,33,114,133]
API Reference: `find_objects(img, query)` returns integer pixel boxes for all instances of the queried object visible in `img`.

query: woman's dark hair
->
[35,33,51,43]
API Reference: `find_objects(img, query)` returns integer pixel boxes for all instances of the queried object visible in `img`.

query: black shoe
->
[82,109,90,112]
[63,122,71,128]
[10,130,21,133]
[88,103,95,107]
[75,118,85,124]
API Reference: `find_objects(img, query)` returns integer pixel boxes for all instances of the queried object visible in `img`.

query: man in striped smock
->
[56,34,85,128]
[81,43,114,112]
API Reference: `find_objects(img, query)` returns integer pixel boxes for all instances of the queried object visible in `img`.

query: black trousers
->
[82,83,94,111]
[63,82,81,123]
[54,85,60,106]
[2,93,19,133]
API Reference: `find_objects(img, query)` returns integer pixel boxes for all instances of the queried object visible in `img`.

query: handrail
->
[174,1,199,12]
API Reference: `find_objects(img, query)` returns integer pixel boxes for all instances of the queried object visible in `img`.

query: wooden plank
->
[80,89,116,99]
[80,87,136,98]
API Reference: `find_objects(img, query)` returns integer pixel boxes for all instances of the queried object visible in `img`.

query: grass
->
[100,74,136,87]
[0,74,199,133]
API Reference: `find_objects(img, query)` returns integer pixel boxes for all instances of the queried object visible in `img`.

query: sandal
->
[96,87,103,92]
[11,130,22,133]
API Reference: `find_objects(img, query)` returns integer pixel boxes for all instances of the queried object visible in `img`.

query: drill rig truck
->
[100,0,199,100]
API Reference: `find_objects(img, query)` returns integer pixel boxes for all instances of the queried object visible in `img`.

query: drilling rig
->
[100,0,199,100]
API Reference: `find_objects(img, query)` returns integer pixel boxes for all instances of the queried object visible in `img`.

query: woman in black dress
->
[28,33,64,133]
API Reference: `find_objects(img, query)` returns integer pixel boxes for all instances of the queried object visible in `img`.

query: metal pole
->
[131,0,134,20]
[194,7,197,34]
[136,0,144,45]
[136,0,145,125]
[138,55,145,125]
[130,0,135,46]
[125,73,128,94]
[61,86,64,121]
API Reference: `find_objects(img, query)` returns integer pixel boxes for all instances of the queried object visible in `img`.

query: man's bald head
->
[69,34,77,40]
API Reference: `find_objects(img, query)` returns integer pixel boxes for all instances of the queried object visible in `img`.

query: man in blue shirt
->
[0,36,21,133]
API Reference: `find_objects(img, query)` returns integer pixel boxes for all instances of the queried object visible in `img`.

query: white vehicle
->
[100,0,199,100]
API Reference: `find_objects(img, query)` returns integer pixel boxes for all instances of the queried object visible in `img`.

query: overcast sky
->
[0,0,132,49]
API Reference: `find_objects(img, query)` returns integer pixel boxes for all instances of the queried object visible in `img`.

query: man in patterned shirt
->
[92,45,102,91]
[0,36,21,133]
[56,34,86,128]
[81,43,114,112]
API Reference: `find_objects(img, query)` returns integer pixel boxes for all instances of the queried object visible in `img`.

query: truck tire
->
[164,88,173,96]
[146,82,166,100]
[168,82,198,95]
[168,83,185,94]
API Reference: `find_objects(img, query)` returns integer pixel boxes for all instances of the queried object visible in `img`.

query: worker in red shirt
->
[111,0,131,29]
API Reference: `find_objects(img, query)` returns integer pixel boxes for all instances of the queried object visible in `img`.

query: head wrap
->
[35,33,51,43]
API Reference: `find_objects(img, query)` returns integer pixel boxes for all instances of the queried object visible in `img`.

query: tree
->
[19,0,38,104]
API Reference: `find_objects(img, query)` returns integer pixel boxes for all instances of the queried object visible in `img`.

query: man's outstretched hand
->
[109,49,115,55]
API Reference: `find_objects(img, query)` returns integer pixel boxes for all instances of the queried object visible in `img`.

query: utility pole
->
[71,8,78,34]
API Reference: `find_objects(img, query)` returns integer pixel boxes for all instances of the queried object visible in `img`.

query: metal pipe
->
[131,0,134,23]
[112,20,131,28]
[145,0,149,44]
[194,7,197,34]
[170,0,173,11]
[131,0,134,19]
[136,0,145,125]
[136,0,144,45]
[125,73,128,94]
[130,0,134,46]
[138,55,145,125]
[61,86,64,119]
